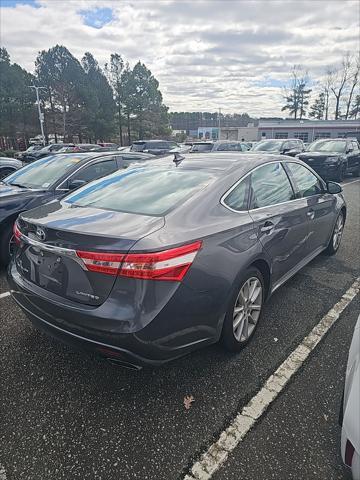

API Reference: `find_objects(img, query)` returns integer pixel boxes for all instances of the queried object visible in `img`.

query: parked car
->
[21,143,75,163]
[298,138,360,181]
[97,143,119,150]
[57,144,102,153]
[0,151,153,265]
[0,158,23,180]
[211,141,250,152]
[250,139,304,156]
[189,141,214,153]
[16,144,43,160]
[8,154,346,369]
[340,315,360,480]
[130,140,181,155]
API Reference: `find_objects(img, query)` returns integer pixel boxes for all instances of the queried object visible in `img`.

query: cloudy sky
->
[1,0,358,116]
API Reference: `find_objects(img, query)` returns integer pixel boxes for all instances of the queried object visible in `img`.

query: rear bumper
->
[8,263,219,367]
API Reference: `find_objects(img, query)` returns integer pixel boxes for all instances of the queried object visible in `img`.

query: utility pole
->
[28,85,47,146]
[218,108,221,140]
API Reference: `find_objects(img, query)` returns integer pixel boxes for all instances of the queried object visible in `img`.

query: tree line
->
[0,45,170,147]
[282,53,360,120]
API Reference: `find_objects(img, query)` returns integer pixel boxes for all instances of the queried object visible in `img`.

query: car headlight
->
[325,156,340,164]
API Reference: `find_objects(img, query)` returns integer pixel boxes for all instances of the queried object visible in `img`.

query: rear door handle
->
[260,221,275,234]
[307,209,315,220]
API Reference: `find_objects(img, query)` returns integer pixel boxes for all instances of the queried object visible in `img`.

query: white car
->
[341,315,360,480]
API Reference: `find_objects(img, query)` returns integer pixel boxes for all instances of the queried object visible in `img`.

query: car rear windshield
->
[251,140,283,151]
[190,144,213,152]
[4,154,85,189]
[131,142,146,152]
[64,167,216,216]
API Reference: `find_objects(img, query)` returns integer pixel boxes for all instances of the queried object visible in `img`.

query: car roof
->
[136,152,289,174]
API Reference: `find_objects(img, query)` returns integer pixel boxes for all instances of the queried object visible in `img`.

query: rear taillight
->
[76,251,125,276]
[345,439,355,467]
[76,240,202,281]
[119,240,202,281]
[13,222,22,245]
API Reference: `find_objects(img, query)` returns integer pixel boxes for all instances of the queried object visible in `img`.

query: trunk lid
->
[16,201,165,306]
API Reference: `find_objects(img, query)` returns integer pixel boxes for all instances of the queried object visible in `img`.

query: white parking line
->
[0,292,10,299]
[184,277,360,480]
[342,179,360,187]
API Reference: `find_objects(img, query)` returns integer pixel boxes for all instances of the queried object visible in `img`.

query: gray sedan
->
[8,153,346,368]
[0,157,23,180]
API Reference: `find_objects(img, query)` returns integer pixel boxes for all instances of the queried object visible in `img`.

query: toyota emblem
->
[36,226,46,241]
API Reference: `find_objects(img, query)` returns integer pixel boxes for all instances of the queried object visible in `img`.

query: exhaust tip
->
[106,358,143,371]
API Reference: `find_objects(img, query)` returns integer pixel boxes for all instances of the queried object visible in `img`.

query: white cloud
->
[0,0,359,116]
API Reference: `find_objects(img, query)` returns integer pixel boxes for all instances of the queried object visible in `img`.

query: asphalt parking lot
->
[0,178,359,480]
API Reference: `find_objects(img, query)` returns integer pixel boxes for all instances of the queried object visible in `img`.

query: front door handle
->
[260,221,275,234]
[307,209,315,220]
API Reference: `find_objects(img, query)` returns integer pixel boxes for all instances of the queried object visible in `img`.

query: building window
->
[294,132,309,142]
[275,132,288,139]
[314,132,331,140]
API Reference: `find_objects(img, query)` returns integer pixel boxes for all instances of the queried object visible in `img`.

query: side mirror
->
[286,149,299,157]
[68,179,86,190]
[327,181,342,194]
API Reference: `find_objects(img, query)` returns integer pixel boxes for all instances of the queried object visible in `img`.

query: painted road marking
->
[0,292,10,299]
[342,178,360,187]
[184,277,360,480]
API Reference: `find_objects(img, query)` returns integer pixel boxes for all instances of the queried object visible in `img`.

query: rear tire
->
[324,211,344,256]
[352,165,360,177]
[0,222,13,266]
[221,267,265,352]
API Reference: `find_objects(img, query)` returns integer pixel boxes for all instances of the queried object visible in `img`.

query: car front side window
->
[250,162,294,209]
[286,162,323,198]
[66,158,118,186]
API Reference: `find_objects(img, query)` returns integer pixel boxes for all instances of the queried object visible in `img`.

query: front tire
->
[324,211,345,256]
[334,165,345,183]
[221,267,265,352]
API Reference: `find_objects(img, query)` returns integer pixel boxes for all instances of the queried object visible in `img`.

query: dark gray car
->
[8,154,346,369]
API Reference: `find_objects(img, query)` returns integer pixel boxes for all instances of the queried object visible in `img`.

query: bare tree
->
[344,56,360,119]
[328,53,352,119]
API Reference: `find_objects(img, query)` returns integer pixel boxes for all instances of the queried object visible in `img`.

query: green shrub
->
[0,150,19,158]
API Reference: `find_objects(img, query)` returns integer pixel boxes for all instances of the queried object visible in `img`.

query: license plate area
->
[17,245,66,295]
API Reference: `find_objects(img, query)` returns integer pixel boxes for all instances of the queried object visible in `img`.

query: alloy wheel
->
[232,277,263,343]
[333,214,344,251]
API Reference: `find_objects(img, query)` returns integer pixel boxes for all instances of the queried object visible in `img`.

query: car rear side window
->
[64,168,215,216]
[286,162,323,198]
[250,162,294,209]
[223,177,249,211]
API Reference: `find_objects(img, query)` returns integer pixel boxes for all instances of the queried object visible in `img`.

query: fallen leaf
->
[184,395,195,410]
[323,414,328,421]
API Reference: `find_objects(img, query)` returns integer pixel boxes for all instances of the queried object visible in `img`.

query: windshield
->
[131,143,146,152]
[251,140,283,152]
[4,154,84,189]
[307,140,347,153]
[190,144,213,152]
[64,167,215,216]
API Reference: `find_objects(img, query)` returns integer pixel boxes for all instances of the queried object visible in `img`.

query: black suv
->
[297,138,360,182]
